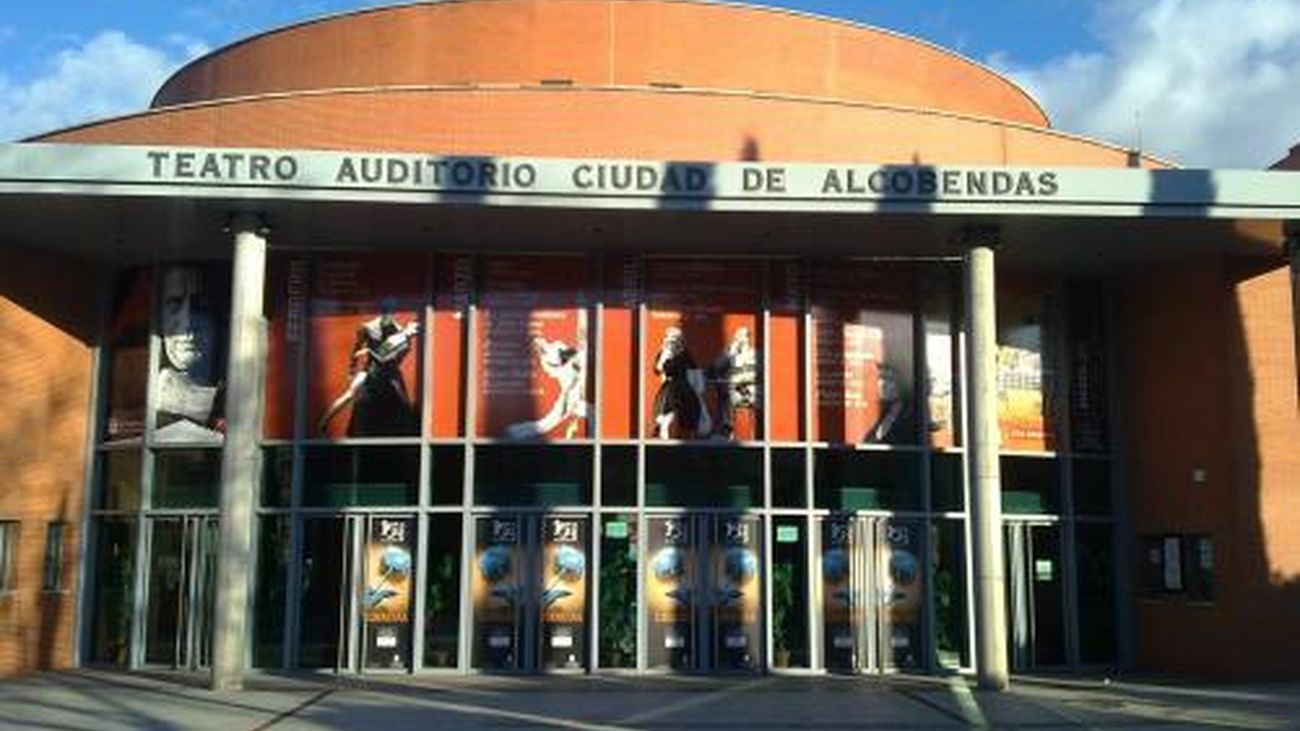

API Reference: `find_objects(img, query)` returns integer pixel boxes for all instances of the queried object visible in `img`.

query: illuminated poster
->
[645,259,760,441]
[821,518,857,668]
[712,516,761,669]
[812,264,915,445]
[104,269,150,444]
[477,256,591,439]
[540,517,587,669]
[309,254,424,438]
[154,264,229,444]
[878,520,923,669]
[646,517,695,669]
[363,516,414,669]
[997,283,1056,451]
[263,257,308,439]
[471,517,523,668]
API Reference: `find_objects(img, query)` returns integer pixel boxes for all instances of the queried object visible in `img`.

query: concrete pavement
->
[0,670,1296,730]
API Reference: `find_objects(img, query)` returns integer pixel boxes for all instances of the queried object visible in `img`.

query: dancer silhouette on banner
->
[319,299,420,436]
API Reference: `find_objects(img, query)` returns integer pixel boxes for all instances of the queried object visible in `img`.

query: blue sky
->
[1,0,1298,167]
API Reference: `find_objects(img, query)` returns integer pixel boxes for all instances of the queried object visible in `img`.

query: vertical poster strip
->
[540,517,588,669]
[713,516,761,669]
[600,256,638,439]
[811,264,916,445]
[476,256,590,440]
[263,256,308,439]
[644,260,761,442]
[768,261,803,442]
[646,517,694,668]
[879,520,923,670]
[104,268,151,444]
[471,516,522,668]
[154,263,230,445]
[821,518,854,669]
[997,279,1052,451]
[431,254,471,438]
[310,254,425,439]
[364,516,415,669]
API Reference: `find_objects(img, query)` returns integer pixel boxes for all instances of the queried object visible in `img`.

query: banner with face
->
[154,265,229,444]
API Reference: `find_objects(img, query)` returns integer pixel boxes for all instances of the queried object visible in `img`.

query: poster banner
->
[263,256,308,439]
[600,255,639,439]
[997,283,1056,451]
[812,264,915,445]
[645,259,761,441]
[768,260,804,442]
[154,264,229,445]
[477,256,591,440]
[925,330,956,448]
[646,516,695,668]
[471,516,523,666]
[430,254,471,437]
[104,269,150,444]
[309,254,424,439]
[821,518,857,665]
[712,516,761,668]
[879,520,923,669]
[540,517,588,668]
[363,516,414,669]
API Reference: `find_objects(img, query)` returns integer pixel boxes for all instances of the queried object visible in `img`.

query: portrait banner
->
[154,264,229,445]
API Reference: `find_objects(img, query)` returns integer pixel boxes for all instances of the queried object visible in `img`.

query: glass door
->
[644,514,764,672]
[143,515,217,669]
[298,515,418,671]
[820,516,925,673]
[471,514,591,671]
[1005,522,1065,670]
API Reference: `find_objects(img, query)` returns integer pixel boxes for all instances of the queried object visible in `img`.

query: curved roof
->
[150,0,1049,127]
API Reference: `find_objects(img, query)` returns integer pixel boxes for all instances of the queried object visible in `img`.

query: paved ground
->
[0,670,1297,730]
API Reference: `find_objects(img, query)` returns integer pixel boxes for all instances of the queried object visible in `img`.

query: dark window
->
[0,521,18,591]
[43,522,66,592]
[1184,535,1215,602]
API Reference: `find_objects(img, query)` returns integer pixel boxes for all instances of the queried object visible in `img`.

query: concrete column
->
[211,214,268,691]
[963,227,1009,691]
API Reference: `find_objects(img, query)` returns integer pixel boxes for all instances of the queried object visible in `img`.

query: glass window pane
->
[599,515,638,668]
[645,446,762,508]
[1071,458,1111,516]
[812,262,917,446]
[428,445,465,506]
[1068,283,1109,454]
[1075,523,1116,663]
[600,446,637,507]
[772,517,809,668]
[473,445,592,507]
[923,265,961,448]
[88,518,136,665]
[99,450,142,511]
[103,269,150,445]
[153,449,221,509]
[997,279,1059,451]
[261,447,293,508]
[931,452,965,512]
[253,516,290,668]
[771,449,807,508]
[814,449,922,511]
[1001,456,1060,515]
[302,446,419,507]
[424,516,462,668]
[43,523,66,592]
[932,519,970,669]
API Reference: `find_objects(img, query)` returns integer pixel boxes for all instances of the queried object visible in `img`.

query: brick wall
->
[0,245,98,678]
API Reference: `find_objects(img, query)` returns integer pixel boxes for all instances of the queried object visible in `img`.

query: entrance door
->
[471,514,591,671]
[1005,522,1065,670]
[297,514,417,671]
[644,514,763,672]
[820,516,925,673]
[144,515,218,669]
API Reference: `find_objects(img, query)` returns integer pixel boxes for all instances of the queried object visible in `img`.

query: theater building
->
[2,0,1299,686]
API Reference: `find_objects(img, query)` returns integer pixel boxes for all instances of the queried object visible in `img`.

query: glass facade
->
[85,254,1119,673]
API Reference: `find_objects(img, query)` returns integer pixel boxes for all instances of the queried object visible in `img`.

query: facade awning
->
[0,143,1291,272]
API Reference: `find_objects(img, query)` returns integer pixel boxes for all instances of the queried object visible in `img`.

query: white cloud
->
[992,0,1300,168]
[0,31,203,142]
